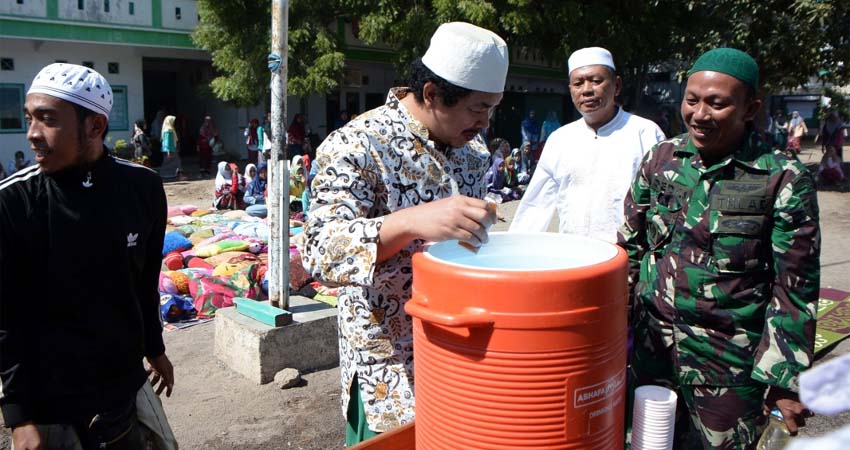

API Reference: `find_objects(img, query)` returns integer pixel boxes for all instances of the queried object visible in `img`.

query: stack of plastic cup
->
[631,385,678,450]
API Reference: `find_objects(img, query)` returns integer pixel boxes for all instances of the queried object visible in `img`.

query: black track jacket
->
[0,150,166,427]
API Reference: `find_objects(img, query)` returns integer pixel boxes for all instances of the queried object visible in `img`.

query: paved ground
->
[2,143,848,449]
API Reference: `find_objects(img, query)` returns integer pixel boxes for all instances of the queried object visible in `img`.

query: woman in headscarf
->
[301,154,312,177]
[290,155,308,213]
[287,114,307,157]
[522,109,540,146]
[485,156,506,192]
[488,138,508,161]
[484,156,518,202]
[522,110,540,163]
[198,116,219,177]
[244,164,268,218]
[518,141,536,183]
[257,112,271,165]
[305,153,319,191]
[504,156,524,199]
[301,154,314,218]
[132,119,151,162]
[769,110,788,151]
[243,163,257,185]
[504,156,518,190]
[817,145,845,185]
[244,118,260,165]
[214,161,245,210]
[521,110,540,148]
[540,111,561,144]
[510,147,521,163]
[159,115,184,179]
[820,110,846,162]
[786,110,808,155]
[512,147,530,185]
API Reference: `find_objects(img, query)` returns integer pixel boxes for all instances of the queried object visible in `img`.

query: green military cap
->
[688,48,759,91]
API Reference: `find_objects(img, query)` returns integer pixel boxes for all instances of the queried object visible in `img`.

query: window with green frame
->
[108,85,129,131]
[0,84,25,133]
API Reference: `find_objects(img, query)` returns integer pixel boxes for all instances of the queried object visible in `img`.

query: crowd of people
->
[208,155,311,220]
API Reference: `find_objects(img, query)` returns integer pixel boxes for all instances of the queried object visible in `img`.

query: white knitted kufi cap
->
[568,47,616,74]
[27,63,113,116]
[421,22,509,94]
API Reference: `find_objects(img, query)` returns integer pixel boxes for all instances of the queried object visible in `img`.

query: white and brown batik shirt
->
[300,88,490,432]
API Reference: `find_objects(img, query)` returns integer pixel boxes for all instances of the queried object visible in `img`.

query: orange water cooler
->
[406,232,628,450]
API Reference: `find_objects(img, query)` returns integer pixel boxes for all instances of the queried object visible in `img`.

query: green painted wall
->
[0,18,194,48]
[46,0,58,19]
[151,0,162,28]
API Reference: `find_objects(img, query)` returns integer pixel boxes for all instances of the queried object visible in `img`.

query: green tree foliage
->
[193,0,849,108]
[193,1,270,106]
[682,0,850,96]
[193,0,345,106]
[814,87,850,122]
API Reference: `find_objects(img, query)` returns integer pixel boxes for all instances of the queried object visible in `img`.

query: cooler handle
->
[405,299,493,328]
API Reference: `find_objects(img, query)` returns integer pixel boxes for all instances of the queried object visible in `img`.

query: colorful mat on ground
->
[164,318,214,331]
[313,293,338,307]
[815,288,850,355]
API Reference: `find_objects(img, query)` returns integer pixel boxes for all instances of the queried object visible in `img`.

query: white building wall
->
[0,0,47,16]
[0,39,145,164]
[306,96,325,139]
[161,0,198,30]
[59,0,152,27]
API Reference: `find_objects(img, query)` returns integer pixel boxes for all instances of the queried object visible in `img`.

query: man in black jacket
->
[1,63,174,450]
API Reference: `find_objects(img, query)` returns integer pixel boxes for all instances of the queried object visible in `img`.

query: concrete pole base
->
[214,296,339,384]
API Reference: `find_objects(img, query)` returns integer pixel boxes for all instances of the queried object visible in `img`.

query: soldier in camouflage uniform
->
[618,48,820,450]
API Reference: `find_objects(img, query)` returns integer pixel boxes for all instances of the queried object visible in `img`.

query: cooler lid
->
[424,232,619,272]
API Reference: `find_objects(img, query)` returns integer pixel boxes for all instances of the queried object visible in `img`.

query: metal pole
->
[269,0,290,310]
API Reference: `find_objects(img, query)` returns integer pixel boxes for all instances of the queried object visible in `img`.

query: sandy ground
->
[158,323,344,450]
[2,143,848,449]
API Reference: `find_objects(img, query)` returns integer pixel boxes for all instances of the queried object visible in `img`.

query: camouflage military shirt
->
[618,132,820,391]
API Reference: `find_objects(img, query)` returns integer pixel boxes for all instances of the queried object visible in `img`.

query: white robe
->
[510,108,665,242]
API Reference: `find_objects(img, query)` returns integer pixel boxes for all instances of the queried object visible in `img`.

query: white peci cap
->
[421,22,509,93]
[27,63,113,117]
[568,47,616,75]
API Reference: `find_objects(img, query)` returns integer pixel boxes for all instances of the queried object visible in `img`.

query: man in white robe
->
[510,47,665,242]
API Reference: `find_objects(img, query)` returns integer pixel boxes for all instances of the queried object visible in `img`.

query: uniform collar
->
[681,131,768,171]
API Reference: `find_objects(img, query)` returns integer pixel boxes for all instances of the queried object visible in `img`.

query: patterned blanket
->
[815,288,850,355]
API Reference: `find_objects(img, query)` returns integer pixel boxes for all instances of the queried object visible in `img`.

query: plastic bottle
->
[757,408,791,450]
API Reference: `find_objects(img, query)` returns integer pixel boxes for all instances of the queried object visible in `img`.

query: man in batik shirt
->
[618,48,820,449]
[301,22,507,445]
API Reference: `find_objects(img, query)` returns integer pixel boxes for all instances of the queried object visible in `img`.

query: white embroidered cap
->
[27,63,113,117]
[421,22,509,93]
[568,47,616,74]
